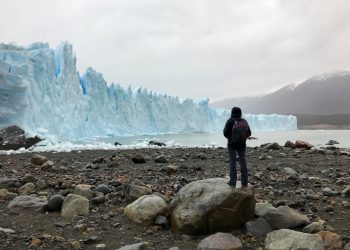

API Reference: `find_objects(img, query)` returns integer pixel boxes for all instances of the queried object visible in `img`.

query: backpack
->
[231,119,250,143]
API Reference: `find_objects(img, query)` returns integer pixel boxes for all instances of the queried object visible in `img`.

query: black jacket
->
[223,117,251,146]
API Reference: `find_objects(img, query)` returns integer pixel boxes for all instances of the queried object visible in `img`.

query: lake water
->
[100,130,350,148]
[2,130,350,154]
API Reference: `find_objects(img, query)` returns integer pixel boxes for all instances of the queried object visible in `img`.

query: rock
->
[91,196,106,205]
[132,154,146,164]
[326,140,339,145]
[0,227,16,235]
[117,242,148,250]
[155,155,168,163]
[61,194,89,217]
[295,140,314,150]
[255,203,275,217]
[124,179,152,201]
[322,187,338,196]
[31,237,43,247]
[258,154,267,160]
[166,164,178,174]
[344,243,350,250]
[107,160,119,168]
[303,222,325,234]
[18,182,36,195]
[318,231,343,250]
[23,174,37,183]
[36,179,47,189]
[96,244,107,249]
[154,215,169,228]
[0,189,8,197]
[243,218,272,237]
[7,195,47,213]
[267,142,282,150]
[283,167,298,177]
[24,136,43,149]
[149,140,166,147]
[285,141,296,148]
[31,154,48,166]
[93,157,105,164]
[84,236,102,244]
[261,206,310,229]
[0,125,42,150]
[0,188,16,200]
[0,178,17,189]
[341,185,350,197]
[170,178,255,235]
[198,232,243,250]
[95,184,114,194]
[47,194,65,212]
[124,195,168,225]
[265,229,324,250]
[40,160,54,171]
[73,184,94,199]
[59,190,70,196]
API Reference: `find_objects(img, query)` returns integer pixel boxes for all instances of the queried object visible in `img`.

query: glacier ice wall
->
[0,42,297,141]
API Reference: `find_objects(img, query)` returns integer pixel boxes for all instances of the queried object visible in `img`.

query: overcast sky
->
[1,0,350,101]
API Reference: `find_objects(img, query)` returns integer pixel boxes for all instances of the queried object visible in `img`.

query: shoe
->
[227,182,236,188]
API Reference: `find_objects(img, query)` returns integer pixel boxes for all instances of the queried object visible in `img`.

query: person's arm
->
[223,119,232,139]
[247,121,252,138]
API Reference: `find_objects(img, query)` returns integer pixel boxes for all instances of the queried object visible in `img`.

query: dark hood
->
[231,107,242,118]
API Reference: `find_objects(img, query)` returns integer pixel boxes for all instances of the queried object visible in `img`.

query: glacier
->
[0,42,297,143]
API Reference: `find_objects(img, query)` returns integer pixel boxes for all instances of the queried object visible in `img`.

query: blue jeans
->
[228,145,248,186]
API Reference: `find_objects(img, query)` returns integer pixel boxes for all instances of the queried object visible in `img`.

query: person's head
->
[231,107,242,118]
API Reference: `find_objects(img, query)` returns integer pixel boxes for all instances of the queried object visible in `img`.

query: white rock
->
[124,195,167,225]
[61,194,89,217]
[18,182,36,195]
[7,195,47,213]
[265,229,325,250]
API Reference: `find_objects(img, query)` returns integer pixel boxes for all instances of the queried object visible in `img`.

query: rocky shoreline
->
[1,143,350,249]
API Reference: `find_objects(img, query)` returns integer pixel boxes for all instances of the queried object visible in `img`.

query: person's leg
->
[228,146,237,186]
[237,145,248,186]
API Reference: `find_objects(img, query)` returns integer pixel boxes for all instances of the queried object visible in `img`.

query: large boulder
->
[7,195,48,213]
[170,178,255,235]
[124,195,168,225]
[198,232,243,250]
[260,206,310,229]
[0,126,42,150]
[265,229,325,250]
[61,194,89,217]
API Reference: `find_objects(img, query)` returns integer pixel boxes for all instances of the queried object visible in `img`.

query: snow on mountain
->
[0,42,297,142]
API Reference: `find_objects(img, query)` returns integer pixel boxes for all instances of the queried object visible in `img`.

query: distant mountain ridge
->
[211,71,350,116]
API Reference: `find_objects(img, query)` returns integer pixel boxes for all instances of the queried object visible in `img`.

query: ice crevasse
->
[0,42,297,142]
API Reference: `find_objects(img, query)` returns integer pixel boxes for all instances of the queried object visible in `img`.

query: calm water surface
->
[103,130,350,148]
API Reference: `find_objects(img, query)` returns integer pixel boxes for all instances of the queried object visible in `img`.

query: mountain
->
[211,72,350,129]
[0,42,297,142]
[211,71,350,115]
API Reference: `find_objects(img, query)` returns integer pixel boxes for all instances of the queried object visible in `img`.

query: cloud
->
[1,0,350,101]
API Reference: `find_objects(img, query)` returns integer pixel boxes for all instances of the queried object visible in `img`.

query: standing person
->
[223,107,251,188]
